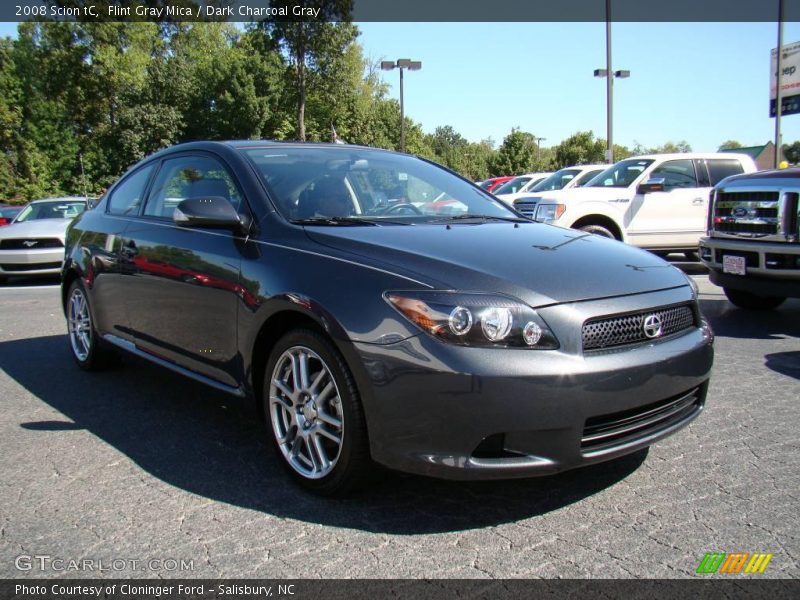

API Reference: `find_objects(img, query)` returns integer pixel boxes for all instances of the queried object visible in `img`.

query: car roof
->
[623,152,752,161]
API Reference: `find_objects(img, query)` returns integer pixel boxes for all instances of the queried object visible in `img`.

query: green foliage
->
[491,128,547,175]
[783,141,800,165]
[553,131,606,169]
[632,140,693,155]
[718,140,743,151]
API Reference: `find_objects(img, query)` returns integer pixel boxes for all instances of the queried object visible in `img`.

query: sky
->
[2,20,800,153]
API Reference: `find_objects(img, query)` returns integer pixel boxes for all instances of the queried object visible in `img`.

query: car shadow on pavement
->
[763,351,800,380]
[2,334,646,535]
[699,297,800,340]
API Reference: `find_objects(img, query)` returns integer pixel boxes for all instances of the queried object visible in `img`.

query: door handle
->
[692,198,705,205]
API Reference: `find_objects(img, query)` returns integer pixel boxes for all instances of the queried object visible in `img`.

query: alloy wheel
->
[269,346,345,479]
[68,288,92,362]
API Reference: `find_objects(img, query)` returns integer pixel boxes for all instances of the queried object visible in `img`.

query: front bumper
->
[0,248,64,276]
[353,286,713,480]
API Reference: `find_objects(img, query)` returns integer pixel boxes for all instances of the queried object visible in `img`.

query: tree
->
[719,140,743,151]
[783,141,800,165]
[633,140,693,154]
[553,131,606,168]
[491,128,542,175]
[263,1,356,141]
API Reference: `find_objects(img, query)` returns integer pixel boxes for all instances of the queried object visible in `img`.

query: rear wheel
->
[264,329,370,495]
[66,280,119,370]
[578,224,616,239]
[723,287,786,310]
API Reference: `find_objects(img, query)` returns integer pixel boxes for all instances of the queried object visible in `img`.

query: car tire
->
[263,328,371,496]
[579,224,616,239]
[66,280,119,370]
[723,287,786,310]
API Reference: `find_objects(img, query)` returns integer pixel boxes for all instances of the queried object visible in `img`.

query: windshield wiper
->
[430,214,530,224]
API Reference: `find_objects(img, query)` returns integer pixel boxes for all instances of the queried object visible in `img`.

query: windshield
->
[14,200,87,223]
[242,147,521,224]
[493,176,532,195]
[584,159,655,188]
[530,168,581,192]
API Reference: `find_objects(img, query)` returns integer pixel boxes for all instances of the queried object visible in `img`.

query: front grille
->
[0,238,64,250]
[0,262,62,272]
[582,304,695,351]
[713,191,779,236]
[714,249,759,268]
[513,200,538,219]
[581,386,704,454]
[765,253,800,270]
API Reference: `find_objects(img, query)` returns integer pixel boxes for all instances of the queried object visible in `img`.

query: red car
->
[477,176,514,193]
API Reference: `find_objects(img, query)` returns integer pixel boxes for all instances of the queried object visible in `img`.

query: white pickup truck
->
[512,153,758,257]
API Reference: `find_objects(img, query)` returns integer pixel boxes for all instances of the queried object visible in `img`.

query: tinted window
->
[144,156,243,219]
[107,166,154,216]
[15,200,87,222]
[650,159,698,190]
[242,147,517,223]
[574,169,604,186]
[586,159,654,188]
[707,159,745,185]
[493,176,532,195]
[531,169,580,192]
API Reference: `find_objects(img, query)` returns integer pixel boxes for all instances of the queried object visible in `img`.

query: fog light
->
[481,307,512,341]
[523,321,543,345]
[448,306,473,336]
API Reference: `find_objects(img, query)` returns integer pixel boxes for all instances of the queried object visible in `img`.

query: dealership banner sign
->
[771,41,800,117]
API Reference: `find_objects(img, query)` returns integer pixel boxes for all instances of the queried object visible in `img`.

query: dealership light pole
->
[594,0,629,164]
[381,59,422,153]
[774,0,784,167]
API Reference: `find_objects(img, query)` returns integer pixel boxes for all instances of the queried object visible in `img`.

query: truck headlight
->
[535,203,566,222]
[385,291,559,349]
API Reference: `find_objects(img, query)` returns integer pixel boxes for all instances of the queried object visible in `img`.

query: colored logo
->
[696,552,773,574]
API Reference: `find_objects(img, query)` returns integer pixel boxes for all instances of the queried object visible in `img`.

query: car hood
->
[0,218,71,240]
[534,185,634,203]
[305,222,689,307]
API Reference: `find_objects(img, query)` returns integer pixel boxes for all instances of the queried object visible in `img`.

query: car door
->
[120,153,251,389]
[626,159,708,248]
[89,163,158,342]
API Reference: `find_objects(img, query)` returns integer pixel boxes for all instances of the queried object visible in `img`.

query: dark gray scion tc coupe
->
[62,141,713,495]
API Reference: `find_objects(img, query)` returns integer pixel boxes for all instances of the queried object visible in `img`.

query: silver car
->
[0,197,88,283]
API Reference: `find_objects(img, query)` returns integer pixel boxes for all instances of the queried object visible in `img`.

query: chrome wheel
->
[68,288,92,362]
[269,346,344,480]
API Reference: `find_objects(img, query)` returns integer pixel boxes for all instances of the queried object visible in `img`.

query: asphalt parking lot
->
[0,266,798,579]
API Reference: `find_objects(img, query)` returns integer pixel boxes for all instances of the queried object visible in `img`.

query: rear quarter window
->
[707,159,745,185]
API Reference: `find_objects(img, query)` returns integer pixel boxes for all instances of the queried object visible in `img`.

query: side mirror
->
[637,178,666,194]
[174,197,250,233]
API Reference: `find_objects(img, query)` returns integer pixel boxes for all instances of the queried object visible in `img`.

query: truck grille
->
[713,191,779,236]
[513,199,539,219]
[582,304,695,351]
[581,386,704,455]
[0,238,64,250]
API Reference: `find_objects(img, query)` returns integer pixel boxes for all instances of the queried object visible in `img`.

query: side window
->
[144,155,243,219]
[649,159,698,191]
[707,159,745,185]
[575,169,604,186]
[107,165,155,215]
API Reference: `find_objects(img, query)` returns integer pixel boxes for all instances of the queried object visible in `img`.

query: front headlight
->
[535,203,566,222]
[385,291,559,349]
